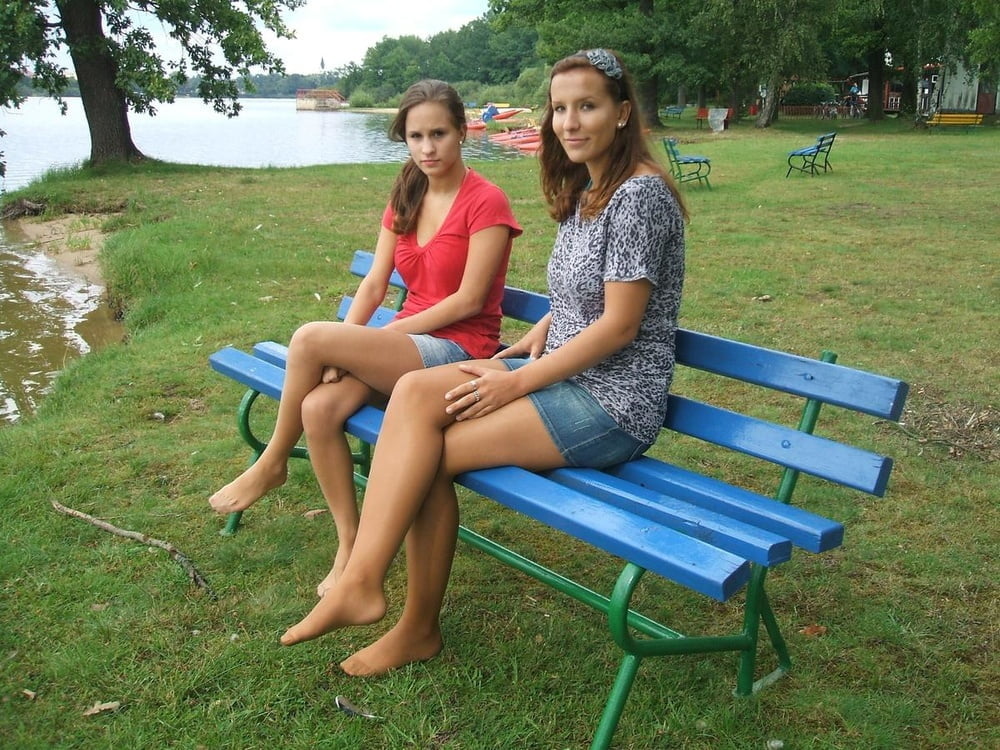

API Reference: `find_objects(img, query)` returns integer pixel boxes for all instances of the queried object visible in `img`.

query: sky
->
[263,0,491,74]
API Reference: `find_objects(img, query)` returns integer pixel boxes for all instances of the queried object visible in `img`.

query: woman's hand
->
[322,366,345,383]
[444,363,522,421]
[494,314,550,360]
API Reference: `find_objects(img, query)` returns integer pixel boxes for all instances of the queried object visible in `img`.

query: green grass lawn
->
[1,116,997,748]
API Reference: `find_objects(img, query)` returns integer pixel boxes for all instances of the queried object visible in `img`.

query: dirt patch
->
[890,384,999,461]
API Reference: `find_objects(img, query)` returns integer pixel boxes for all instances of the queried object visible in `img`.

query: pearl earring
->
[617,121,625,128]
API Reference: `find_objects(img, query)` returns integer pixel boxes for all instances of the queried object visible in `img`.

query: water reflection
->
[0,224,121,423]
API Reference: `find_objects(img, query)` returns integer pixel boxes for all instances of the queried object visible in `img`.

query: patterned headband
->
[583,49,622,80]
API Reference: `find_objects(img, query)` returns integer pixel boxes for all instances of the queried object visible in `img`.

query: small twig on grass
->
[51,500,218,600]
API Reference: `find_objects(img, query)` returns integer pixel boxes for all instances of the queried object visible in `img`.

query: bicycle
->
[844,96,865,119]
[814,100,839,120]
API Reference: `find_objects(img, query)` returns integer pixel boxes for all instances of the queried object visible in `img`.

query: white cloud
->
[266,1,490,73]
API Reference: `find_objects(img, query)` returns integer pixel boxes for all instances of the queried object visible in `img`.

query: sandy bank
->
[2,214,108,286]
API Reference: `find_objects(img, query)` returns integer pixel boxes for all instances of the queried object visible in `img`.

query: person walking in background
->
[277,49,687,678]
[209,79,521,597]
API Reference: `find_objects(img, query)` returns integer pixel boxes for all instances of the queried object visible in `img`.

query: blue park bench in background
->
[786,131,837,177]
[662,137,712,189]
[209,250,908,749]
[661,105,685,119]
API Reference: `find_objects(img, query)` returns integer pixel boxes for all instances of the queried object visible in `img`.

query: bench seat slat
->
[218,344,855,544]
[458,467,751,601]
[665,395,894,496]
[675,330,908,420]
[608,458,844,553]
[210,347,286,401]
[252,340,288,367]
[546,468,792,566]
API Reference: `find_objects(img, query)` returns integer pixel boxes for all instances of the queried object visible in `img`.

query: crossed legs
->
[279,362,566,676]
[209,321,424,515]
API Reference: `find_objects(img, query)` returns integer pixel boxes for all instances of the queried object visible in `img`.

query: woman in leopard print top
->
[278,49,687,679]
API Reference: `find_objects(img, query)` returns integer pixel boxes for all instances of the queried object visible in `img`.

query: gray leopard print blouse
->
[545,175,685,445]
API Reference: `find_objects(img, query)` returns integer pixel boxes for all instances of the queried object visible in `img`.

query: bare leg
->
[280,364,565,661]
[208,323,422,513]
[339,470,458,675]
[301,377,373,596]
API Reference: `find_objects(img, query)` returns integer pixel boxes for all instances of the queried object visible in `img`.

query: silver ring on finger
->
[473,389,481,403]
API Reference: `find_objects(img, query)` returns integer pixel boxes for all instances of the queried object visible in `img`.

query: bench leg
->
[735,566,792,695]
[218,387,310,535]
[591,653,642,750]
[221,509,245,536]
[219,389,269,535]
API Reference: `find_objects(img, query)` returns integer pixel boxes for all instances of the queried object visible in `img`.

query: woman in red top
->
[209,80,521,595]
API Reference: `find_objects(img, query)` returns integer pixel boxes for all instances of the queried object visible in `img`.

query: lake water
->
[0,97,527,423]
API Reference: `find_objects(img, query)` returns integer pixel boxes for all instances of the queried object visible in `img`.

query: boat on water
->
[489,127,539,144]
[295,89,348,110]
[468,103,532,125]
[489,126,541,155]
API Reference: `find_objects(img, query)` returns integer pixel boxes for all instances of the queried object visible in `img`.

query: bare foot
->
[209,461,287,513]
[339,622,443,677]
[315,543,354,598]
[280,580,386,646]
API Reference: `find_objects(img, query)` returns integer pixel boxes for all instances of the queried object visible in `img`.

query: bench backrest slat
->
[815,132,836,150]
[344,249,897,497]
[675,329,908,420]
[664,395,894,496]
[349,250,549,325]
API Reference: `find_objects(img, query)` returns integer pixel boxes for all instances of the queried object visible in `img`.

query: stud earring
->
[617,122,625,128]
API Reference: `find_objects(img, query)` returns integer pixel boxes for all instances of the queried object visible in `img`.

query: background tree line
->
[2,0,997,175]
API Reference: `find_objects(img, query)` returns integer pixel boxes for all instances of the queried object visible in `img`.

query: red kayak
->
[489,127,539,143]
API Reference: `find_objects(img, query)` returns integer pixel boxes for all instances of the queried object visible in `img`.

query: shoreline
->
[1,214,108,286]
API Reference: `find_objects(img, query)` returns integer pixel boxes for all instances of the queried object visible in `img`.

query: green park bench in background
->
[786,131,837,177]
[662,137,712,189]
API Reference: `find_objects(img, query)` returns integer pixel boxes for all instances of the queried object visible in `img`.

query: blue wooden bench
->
[662,137,712,189]
[209,250,908,749]
[786,131,837,177]
[661,105,684,120]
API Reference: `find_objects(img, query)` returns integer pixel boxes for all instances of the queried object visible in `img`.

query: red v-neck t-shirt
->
[381,169,522,358]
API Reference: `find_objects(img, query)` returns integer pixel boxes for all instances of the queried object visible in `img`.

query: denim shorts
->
[408,334,471,368]
[500,358,650,468]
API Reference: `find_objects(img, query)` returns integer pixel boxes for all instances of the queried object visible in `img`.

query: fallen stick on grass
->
[51,500,218,600]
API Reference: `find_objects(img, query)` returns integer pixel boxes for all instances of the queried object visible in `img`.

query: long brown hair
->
[386,79,467,234]
[539,49,687,222]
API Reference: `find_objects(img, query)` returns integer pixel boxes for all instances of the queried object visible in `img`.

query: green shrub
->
[348,88,375,108]
[783,81,838,105]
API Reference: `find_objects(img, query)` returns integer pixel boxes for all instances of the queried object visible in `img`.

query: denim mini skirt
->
[408,334,470,368]
[500,357,650,467]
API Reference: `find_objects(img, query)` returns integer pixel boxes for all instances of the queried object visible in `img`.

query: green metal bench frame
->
[786,131,837,177]
[209,251,907,749]
[662,137,712,189]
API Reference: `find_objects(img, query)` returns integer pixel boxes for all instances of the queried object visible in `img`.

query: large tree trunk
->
[865,48,886,121]
[637,0,662,127]
[755,74,781,128]
[56,0,144,165]
[639,74,661,128]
